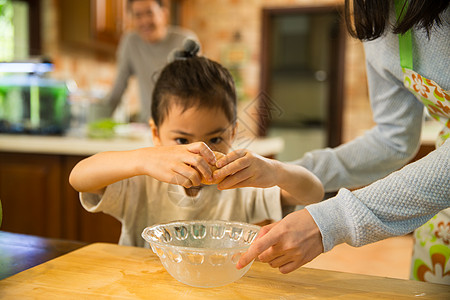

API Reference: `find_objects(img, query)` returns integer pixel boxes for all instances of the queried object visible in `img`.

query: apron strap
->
[395,0,413,70]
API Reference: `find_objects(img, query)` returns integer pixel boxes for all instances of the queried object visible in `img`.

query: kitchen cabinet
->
[58,0,184,53]
[0,153,62,238]
[58,0,127,53]
[0,152,121,243]
[92,0,127,46]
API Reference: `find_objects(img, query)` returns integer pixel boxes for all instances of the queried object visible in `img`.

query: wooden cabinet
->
[61,155,121,243]
[92,0,127,45]
[0,152,121,243]
[58,0,127,53]
[0,153,62,238]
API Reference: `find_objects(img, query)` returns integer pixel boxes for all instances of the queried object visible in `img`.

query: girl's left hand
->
[212,149,278,189]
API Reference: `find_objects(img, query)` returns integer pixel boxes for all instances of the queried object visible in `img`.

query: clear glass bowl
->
[141,220,261,288]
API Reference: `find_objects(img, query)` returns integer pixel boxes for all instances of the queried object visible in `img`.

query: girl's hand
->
[141,142,216,188]
[236,209,324,274]
[212,149,278,189]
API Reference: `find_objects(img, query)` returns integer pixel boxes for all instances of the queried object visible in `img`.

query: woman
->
[235,0,450,284]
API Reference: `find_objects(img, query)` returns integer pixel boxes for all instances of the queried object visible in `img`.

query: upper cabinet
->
[93,0,127,45]
[58,0,127,54]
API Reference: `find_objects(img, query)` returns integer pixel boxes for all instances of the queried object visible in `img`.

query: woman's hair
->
[344,0,449,41]
[151,40,237,127]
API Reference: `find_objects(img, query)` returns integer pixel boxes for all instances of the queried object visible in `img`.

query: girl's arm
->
[213,150,324,206]
[69,142,217,194]
[273,160,324,206]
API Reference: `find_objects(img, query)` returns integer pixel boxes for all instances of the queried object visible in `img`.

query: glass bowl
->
[141,220,260,288]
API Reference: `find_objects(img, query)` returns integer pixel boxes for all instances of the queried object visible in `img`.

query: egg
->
[201,151,225,185]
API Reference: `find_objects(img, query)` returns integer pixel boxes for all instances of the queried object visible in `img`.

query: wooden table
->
[0,243,448,299]
[0,231,87,280]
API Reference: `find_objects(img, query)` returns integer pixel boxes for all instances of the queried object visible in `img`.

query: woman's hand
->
[212,149,278,189]
[237,209,324,274]
[141,142,217,188]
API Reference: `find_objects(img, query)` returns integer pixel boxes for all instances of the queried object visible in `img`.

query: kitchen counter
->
[0,133,284,157]
[0,242,448,299]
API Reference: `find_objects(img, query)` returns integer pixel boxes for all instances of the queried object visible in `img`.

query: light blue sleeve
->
[306,139,450,252]
[292,35,424,192]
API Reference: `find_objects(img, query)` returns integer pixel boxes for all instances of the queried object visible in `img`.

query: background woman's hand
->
[237,209,324,274]
[212,149,278,189]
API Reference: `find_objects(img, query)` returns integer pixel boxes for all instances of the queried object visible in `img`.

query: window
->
[0,0,41,61]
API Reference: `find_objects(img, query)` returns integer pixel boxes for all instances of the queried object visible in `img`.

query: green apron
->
[395,0,450,285]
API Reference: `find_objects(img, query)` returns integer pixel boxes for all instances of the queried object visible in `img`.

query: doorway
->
[259,5,346,161]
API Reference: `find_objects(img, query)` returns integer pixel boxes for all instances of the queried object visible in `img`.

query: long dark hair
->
[151,56,237,127]
[345,0,449,41]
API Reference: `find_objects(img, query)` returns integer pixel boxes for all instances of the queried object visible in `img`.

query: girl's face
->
[151,104,237,154]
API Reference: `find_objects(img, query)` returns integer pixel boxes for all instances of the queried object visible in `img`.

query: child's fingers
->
[217,167,252,189]
[184,155,213,182]
[173,163,202,187]
[214,155,250,181]
[216,149,247,168]
[186,142,216,165]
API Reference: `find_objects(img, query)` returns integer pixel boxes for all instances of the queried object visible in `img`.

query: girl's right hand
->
[140,142,217,188]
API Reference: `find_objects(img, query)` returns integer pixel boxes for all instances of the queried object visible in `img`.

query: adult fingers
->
[278,260,304,274]
[256,221,279,240]
[268,254,291,269]
[236,225,281,269]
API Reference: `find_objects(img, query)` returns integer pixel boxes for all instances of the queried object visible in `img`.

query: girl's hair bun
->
[168,38,201,62]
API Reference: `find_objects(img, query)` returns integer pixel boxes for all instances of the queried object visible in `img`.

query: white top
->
[80,176,282,247]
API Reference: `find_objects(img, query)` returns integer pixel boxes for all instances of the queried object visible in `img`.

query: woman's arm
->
[237,140,450,274]
[293,35,424,192]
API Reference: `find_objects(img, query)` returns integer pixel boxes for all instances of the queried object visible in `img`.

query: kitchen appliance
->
[0,61,71,135]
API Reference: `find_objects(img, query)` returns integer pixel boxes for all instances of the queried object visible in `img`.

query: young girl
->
[69,45,324,248]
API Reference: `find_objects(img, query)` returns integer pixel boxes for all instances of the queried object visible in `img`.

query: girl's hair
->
[151,43,237,127]
[344,0,449,41]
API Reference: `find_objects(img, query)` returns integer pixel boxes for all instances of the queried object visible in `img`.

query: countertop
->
[0,119,441,157]
[0,242,448,299]
[0,133,284,157]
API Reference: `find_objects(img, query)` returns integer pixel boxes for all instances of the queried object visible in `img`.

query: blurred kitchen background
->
[0,0,375,157]
[1,0,440,280]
